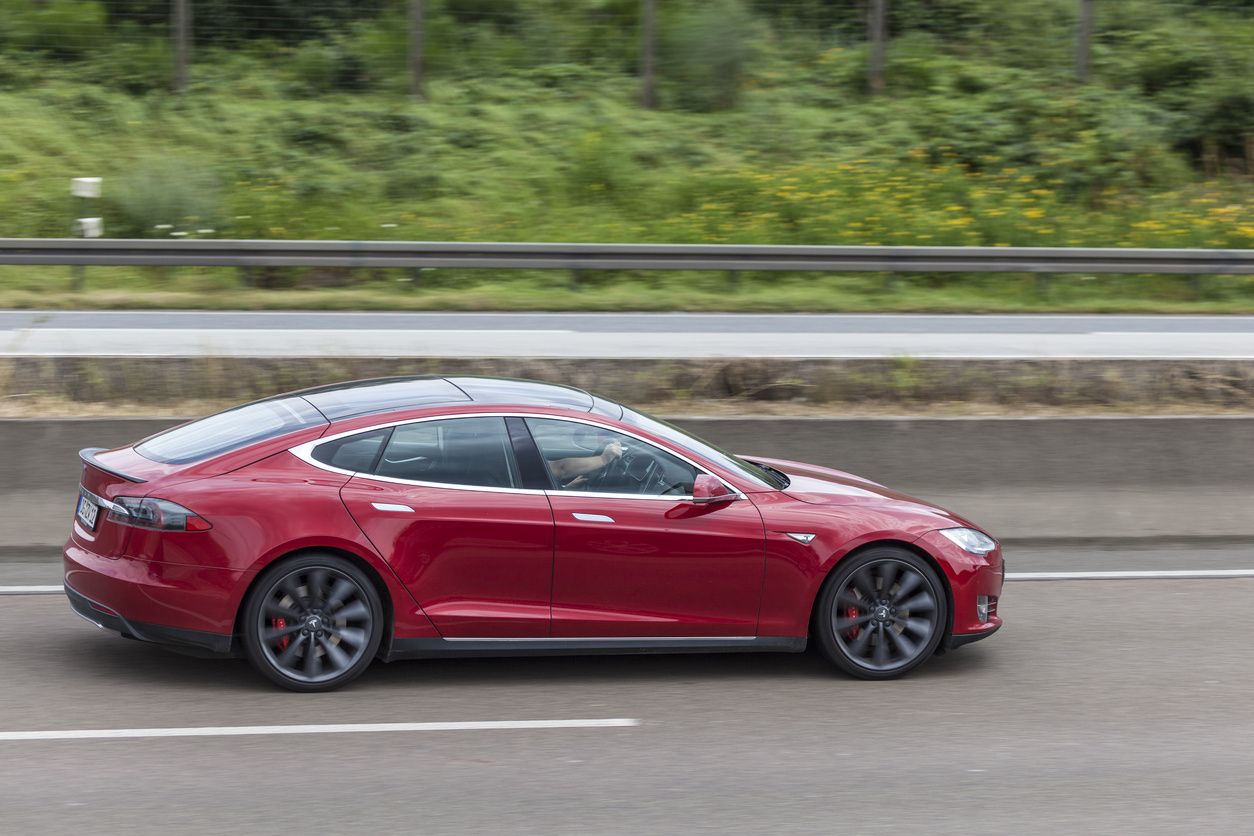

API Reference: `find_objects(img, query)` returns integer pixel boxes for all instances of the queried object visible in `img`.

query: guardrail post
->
[70,178,102,293]
[571,269,586,291]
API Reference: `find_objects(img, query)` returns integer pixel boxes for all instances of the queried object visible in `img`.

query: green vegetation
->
[8,266,1254,313]
[0,0,1250,311]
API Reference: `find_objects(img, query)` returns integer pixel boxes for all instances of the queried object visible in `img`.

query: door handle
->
[372,502,414,513]
[572,513,615,523]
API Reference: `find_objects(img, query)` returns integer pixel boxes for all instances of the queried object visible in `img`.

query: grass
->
[4,266,1254,313]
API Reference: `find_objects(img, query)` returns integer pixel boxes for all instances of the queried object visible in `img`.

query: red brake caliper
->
[273,617,290,652]
[845,606,861,639]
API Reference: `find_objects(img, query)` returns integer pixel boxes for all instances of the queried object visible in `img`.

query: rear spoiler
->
[79,448,147,484]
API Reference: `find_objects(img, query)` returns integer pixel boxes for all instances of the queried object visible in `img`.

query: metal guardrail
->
[0,239,1251,274]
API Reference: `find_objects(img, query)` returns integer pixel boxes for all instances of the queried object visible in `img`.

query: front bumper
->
[915,529,1004,647]
[945,621,1000,650]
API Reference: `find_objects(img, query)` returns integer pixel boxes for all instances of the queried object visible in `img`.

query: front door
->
[523,417,766,638]
[339,416,554,638]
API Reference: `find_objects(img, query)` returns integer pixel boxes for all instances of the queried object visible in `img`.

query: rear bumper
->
[65,583,234,657]
[63,540,242,656]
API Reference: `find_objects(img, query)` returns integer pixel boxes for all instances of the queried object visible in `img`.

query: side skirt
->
[384,635,807,662]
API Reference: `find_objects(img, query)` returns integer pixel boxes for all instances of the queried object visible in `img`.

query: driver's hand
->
[601,441,625,465]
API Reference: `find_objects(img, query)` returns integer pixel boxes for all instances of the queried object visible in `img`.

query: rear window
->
[135,397,326,465]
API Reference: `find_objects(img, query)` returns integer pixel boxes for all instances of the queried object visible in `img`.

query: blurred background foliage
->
[0,0,1249,304]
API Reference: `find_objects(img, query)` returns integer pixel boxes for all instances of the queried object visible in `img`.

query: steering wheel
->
[584,443,633,491]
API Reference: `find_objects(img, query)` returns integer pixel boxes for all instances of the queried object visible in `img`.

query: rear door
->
[337,416,556,638]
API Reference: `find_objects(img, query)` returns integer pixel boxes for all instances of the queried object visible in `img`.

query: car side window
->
[311,428,391,472]
[372,417,521,490]
[524,418,699,496]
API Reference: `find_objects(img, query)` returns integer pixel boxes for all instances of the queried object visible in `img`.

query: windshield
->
[135,396,326,465]
[619,408,789,490]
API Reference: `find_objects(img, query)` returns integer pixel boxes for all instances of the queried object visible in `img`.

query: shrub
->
[94,24,171,94]
[348,13,409,92]
[104,157,221,237]
[1177,81,1254,167]
[1,0,107,60]
[660,0,759,112]
[563,130,638,204]
[289,38,371,95]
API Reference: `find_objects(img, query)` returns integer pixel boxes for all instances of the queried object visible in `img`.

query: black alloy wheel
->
[815,547,948,680]
[242,553,384,692]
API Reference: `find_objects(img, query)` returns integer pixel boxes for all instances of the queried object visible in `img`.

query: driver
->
[550,439,625,489]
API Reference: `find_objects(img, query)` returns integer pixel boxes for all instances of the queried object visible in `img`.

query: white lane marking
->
[1007,570,1254,581]
[0,718,640,743]
[6,570,1254,596]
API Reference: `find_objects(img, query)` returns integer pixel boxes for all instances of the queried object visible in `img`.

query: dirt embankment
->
[5,356,1254,417]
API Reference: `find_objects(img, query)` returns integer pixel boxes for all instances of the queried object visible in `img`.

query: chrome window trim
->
[288,411,747,502]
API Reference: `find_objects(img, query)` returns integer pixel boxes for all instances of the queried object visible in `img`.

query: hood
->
[745,456,979,528]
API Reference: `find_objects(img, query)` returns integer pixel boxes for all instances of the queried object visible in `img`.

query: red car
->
[66,376,1003,691]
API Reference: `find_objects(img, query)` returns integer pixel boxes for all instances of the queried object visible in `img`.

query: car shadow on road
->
[359,641,996,692]
[54,630,994,694]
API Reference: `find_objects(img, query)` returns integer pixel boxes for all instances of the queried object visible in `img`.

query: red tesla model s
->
[66,376,1003,691]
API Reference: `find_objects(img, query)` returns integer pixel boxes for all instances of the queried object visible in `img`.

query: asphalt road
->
[6,311,1254,358]
[3,577,1254,834]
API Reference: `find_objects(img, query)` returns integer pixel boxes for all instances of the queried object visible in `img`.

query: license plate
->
[75,494,99,530]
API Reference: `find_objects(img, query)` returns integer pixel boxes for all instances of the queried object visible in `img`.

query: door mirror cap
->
[691,474,735,505]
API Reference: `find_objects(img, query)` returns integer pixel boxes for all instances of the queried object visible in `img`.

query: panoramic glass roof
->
[288,376,603,421]
[300,377,470,420]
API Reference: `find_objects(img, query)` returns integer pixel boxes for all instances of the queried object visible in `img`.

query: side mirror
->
[691,474,735,505]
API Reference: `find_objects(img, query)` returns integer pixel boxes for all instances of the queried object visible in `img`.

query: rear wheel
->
[242,553,384,692]
[815,547,947,680]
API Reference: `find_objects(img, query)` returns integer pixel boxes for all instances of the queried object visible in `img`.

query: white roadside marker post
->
[70,177,103,292]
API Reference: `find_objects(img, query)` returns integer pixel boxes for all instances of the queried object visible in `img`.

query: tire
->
[814,547,948,680]
[242,552,385,692]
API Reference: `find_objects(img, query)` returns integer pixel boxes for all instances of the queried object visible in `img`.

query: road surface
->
[5,311,1254,358]
[2,554,1254,833]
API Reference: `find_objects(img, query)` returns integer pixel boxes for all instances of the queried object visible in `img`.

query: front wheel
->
[242,553,384,692]
[814,547,948,680]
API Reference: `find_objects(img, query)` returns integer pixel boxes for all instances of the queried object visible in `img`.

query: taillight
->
[107,497,212,531]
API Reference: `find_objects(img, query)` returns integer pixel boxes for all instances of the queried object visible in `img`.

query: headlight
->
[939,527,997,555]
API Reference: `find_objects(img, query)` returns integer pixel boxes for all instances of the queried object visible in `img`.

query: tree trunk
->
[1076,0,1094,83]
[640,0,657,109]
[409,0,425,100]
[867,0,887,96]
[172,0,191,93]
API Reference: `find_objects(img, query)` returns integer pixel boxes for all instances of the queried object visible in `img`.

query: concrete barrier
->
[11,416,1254,555]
